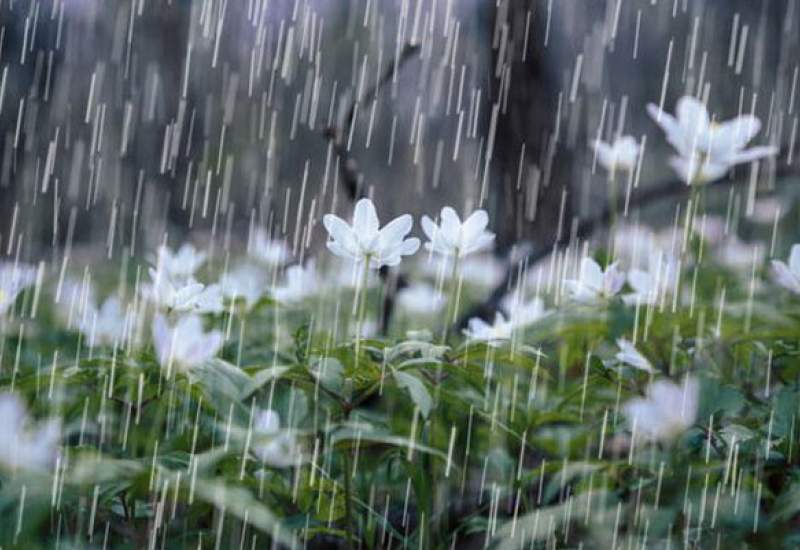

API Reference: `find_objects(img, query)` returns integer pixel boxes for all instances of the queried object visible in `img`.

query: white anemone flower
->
[249,229,291,267]
[501,295,549,329]
[323,198,420,269]
[564,258,626,303]
[221,264,265,309]
[647,96,777,184]
[421,207,495,259]
[0,393,60,472]
[593,135,641,173]
[156,243,207,280]
[152,314,224,372]
[253,409,300,468]
[144,268,223,314]
[750,197,787,225]
[397,283,445,315]
[713,237,765,272]
[615,339,654,373]
[624,377,699,444]
[463,313,513,344]
[272,261,319,304]
[82,297,130,348]
[623,251,678,306]
[0,262,38,317]
[771,244,800,294]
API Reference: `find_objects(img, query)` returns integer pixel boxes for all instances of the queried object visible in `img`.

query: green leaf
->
[393,370,433,418]
[192,478,298,547]
[308,357,345,395]
[241,366,291,400]
[494,491,617,549]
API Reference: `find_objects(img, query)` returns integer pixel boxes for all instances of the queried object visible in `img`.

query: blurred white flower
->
[193,283,225,314]
[0,262,37,317]
[420,253,505,288]
[615,339,654,373]
[750,197,786,224]
[463,313,513,343]
[144,268,224,314]
[152,314,223,372]
[144,268,204,311]
[156,243,207,280]
[272,261,319,304]
[329,259,380,289]
[421,207,495,259]
[772,244,800,294]
[501,295,549,329]
[593,135,640,173]
[623,251,678,306]
[713,237,765,272]
[397,283,445,315]
[612,224,678,269]
[78,297,129,348]
[253,409,300,468]
[648,96,777,184]
[0,393,60,472]
[624,377,699,444]
[691,215,727,245]
[564,258,625,303]
[249,229,291,266]
[221,264,265,309]
[323,198,420,269]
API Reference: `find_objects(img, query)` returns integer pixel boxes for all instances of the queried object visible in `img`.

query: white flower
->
[501,295,549,329]
[624,377,699,444]
[593,136,640,173]
[144,268,223,314]
[0,262,37,317]
[330,259,380,289]
[421,207,495,259]
[0,393,60,472]
[152,314,224,372]
[272,261,319,303]
[691,215,727,245]
[397,283,445,315]
[193,283,225,314]
[323,198,420,269]
[714,237,765,272]
[615,339,654,373]
[156,244,207,280]
[253,409,300,468]
[420,253,505,288]
[771,244,800,294]
[92,297,130,346]
[221,264,265,309]
[249,229,291,266]
[750,197,786,224]
[648,96,777,184]
[623,251,678,306]
[564,258,626,303]
[463,313,513,343]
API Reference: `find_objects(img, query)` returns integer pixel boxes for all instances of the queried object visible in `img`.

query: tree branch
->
[456,160,799,328]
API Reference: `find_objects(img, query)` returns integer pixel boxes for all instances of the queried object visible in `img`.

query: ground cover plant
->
[1,100,799,545]
[2,1,800,548]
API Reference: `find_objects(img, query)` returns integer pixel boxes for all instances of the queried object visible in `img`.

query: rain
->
[0,0,798,548]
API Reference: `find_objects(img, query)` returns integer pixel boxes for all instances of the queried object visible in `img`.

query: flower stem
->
[608,170,619,233]
[440,255,461,344]
[341,404,356,549]
[355,256,371,359]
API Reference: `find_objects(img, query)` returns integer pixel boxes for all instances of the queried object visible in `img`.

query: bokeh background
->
[0,0,796,269]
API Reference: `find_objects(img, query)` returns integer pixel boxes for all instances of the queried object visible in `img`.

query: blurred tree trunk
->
[488,0,599,255]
